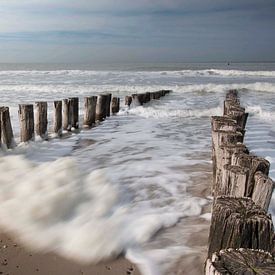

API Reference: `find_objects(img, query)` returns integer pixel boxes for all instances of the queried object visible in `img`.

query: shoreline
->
[0,232,141,275]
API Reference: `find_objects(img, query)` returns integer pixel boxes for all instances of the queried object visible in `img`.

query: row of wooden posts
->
[205,90,275,273]
[0,90,171,150]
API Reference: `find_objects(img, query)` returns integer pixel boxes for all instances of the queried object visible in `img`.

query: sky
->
[0,0,274,63]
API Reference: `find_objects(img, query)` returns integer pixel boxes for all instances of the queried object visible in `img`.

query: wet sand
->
[0,232,141,275]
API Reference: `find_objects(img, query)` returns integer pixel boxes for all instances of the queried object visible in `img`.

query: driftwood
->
[19,104,34,142]
[35,102,48,139]
[83,96,97,128]
[0,107,15,149]
[53,101,62,136]
[207,196,273,259]
[205,248,275,275]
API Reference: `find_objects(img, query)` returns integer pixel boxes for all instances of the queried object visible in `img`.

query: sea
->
[0,62,275,275]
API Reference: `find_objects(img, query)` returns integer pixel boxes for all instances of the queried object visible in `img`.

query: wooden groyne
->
[0,90,171,150]
[205,90,275,274]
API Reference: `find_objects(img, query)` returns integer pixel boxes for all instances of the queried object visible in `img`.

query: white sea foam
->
[0,155,205,269]
[123,106,223,119]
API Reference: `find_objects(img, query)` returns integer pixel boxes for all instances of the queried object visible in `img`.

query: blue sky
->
[0,0,275,63]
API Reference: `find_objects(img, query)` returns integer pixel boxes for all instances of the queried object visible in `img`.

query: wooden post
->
[145,92,151,103]
[0,107,15,149]
[19,104,34,142]
[111,97,120,114]
[62,99,71,131]
[68,97,79,130]
[105,93,112,117]
[212,130,243,193]
[231,153,270,196]
[205,248,275,275]
[219,165,249,196]
[83,96,97,128]
[207,196,273,259]
[125,96,132,107]
[96,94,108,121]
[53,101,62,136]
[252,171,274,211]
[35,102,48,139]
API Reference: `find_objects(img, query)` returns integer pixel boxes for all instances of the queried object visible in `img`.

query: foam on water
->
[1,66,275,274]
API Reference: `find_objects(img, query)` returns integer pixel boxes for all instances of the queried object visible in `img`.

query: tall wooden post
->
[0,107,15,149]
[35,102,48,139]
[105,93,112,117]
[111,97,120,114]
[96,94,108,121]
[68,97,79,130]
[62,99,71,131]
[19,104,34,142]
[53,101,62,136]
[83,96,97,128]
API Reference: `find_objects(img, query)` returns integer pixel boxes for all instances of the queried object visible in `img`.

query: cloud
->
[0,0,274,62]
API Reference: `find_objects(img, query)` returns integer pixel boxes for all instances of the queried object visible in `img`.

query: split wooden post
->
[205,248,275,275]
[96,94,108,121]
[111,97,120,114]
[125,96,132,107]
[35,102,48,139]
[53,101,62,136]
[231,153,270,196]
[252,171,274,211]
[83,96,97,128]
[207,196,273,259]
[219,165,250,196]
[62,99,71,131]
[68,97,79,129]
[0,107,15,149]
[19,104,34,142]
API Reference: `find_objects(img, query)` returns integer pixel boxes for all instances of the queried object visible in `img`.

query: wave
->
[0,68,274,78]
[246,105,275,121]
[123,106,223,119]
[0,155,204,267]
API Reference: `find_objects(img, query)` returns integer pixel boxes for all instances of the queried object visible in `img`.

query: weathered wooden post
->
[53,101,62,136]
[207,196,273,259]
[125,96,132,107]
[231,153,270,196]
[83,96,97,128]
[96,94,108,121]
[0,107,15,149]
[35,102,48,139]
[68,97,79,130]
[62,99,71,131]
[105,93,112,117]
[19,104,34,142]
[219,165,249,196]
[111,97,120,114]
[205,248,275,274]
[252,171,274,211]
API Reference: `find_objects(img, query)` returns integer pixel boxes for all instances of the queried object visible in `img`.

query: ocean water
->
[0,63,275,274]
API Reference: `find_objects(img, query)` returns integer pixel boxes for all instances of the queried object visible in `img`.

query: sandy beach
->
[0,232,141,275]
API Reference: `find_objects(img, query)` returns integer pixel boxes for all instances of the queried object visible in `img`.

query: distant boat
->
[227,62,230,66]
